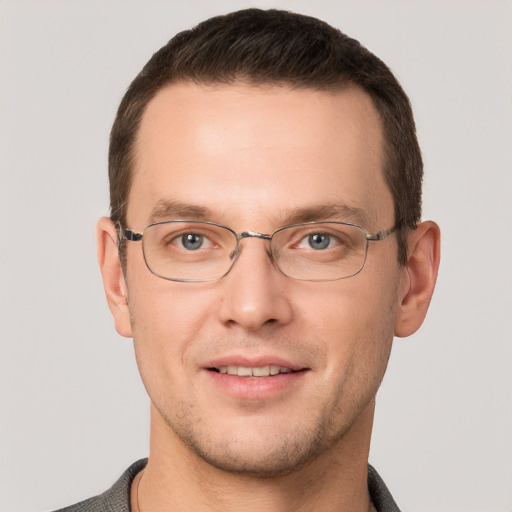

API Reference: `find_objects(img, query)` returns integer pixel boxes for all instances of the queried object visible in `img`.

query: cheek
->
[126,279,216,389]
[129,281,215,345]
[303,277,398,375]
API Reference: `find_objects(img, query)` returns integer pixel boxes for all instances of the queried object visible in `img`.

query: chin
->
[167,413,348,478]
[193,437,326,477]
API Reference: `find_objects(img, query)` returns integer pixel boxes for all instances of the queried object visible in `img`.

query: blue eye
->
[181,233,204,250]
[307,233,331,250]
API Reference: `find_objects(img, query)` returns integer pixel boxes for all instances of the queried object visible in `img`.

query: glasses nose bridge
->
[230,230,275,268]
[237,230,272,241]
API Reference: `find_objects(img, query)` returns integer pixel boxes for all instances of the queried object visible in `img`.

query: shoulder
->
[51,459,147,512]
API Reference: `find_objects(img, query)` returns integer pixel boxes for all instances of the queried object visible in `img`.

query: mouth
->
[204,360,310,400]
[208,365,303,377]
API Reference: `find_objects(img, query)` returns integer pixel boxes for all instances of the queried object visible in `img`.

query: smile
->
[210,365,297,377]
[205,362,309,400]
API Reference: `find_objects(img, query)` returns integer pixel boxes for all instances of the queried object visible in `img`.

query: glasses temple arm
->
[366,227,397,241]
[120,227,143,242]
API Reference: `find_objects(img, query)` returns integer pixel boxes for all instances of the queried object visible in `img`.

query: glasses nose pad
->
[229,243,241,262]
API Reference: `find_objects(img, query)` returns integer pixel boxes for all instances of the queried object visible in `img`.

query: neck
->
[133,402,376,512]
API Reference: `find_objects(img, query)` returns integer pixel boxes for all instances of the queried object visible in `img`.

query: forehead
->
[128,82,392,229]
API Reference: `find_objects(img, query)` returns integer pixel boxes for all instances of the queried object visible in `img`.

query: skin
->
[97,83,440,511]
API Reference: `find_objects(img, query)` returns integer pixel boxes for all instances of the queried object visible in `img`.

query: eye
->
[306,233,331,250]
[175,232,209,251]
[297,232,338,250]
[150,222,228,257]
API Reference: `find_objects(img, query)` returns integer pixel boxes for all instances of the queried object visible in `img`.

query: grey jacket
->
[54,459,401,512]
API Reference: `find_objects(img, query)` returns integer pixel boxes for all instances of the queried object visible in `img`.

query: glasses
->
[120,220,396,282]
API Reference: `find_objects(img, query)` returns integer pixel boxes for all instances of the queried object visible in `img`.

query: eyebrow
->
[148,200,215,224]
[281,203,371,226]
[148,200,371,228]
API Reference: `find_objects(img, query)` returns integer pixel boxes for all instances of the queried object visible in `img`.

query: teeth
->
[253,366,270,377]
[235,366,252,377]
[217,365,294,377]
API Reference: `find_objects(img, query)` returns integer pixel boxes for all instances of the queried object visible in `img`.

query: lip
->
[202,355,310,401]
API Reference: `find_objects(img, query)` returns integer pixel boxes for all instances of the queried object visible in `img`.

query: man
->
[58,8,440,512]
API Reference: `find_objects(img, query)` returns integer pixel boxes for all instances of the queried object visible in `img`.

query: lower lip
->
[204,370,308,400]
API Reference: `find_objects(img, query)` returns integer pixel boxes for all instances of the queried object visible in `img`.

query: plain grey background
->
[1,1,511,511]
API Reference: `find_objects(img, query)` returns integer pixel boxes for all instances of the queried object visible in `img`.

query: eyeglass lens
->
[141,221,368,282]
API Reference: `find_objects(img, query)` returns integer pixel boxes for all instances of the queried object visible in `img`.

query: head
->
[109,8,422,268]
[98,8,439,478]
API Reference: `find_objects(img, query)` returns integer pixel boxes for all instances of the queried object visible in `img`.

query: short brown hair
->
[109,8,422,265]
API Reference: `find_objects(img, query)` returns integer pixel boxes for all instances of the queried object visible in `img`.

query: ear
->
[96,217,132,338]
[395,221,441,338]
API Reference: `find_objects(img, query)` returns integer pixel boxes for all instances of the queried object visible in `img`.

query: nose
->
[217,238,294,332]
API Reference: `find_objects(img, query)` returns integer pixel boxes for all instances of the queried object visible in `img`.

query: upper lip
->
[204,355,307,372]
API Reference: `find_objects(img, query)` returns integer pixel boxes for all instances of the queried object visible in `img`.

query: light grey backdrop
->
[1,1,511,511]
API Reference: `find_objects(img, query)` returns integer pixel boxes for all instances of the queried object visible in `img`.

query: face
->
[120,83,405,475]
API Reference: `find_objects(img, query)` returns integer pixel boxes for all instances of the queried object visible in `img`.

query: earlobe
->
[394,221,441,338]
[96,217,133,338]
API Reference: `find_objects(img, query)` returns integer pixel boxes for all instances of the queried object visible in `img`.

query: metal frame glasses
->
[120,220,396,282]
